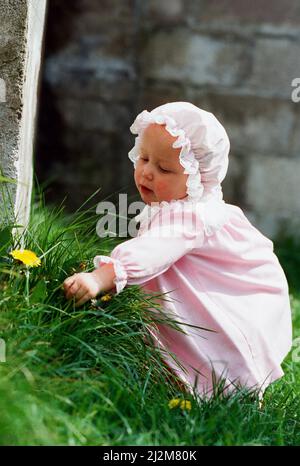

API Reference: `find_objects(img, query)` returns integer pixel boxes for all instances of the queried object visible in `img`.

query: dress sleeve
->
[93,203,204,294]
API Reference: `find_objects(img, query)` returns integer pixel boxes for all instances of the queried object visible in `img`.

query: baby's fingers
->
[75,291,91,308]
[65,280,80,300]
[63,276,75,290]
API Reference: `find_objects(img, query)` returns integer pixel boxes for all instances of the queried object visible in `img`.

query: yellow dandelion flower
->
[168,398,181,409]
[168,398,192,411]
[100,294,112,302]
[180,400,192,411]
[10,249,41,267]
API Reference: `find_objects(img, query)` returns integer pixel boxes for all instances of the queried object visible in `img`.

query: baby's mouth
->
[140,185,153,193]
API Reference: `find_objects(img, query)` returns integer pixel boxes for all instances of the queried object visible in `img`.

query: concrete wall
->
[36,0,300,238]
[0,0,47,230]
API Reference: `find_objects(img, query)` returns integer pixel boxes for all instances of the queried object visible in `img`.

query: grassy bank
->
[0,191,299,445]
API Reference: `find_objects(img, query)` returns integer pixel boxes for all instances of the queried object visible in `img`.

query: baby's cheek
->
[134,168,140,187]
[156,179,174,198]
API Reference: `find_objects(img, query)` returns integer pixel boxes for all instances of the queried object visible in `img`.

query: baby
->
[63,102,292,400]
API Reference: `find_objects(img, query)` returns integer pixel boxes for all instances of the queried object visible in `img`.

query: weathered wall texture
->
[36,0,138,211]
[36,0,300,237]
[0,0,27,224]
[0,0,47,229]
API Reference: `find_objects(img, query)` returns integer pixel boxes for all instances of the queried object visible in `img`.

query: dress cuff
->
[93,255,128,294]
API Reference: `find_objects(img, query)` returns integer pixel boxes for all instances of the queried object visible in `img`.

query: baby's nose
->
[142,166,153,180]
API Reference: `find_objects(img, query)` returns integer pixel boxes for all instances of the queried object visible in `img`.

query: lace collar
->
[134,196,228,237]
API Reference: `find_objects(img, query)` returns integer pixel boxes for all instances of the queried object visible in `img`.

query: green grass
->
[0,188,299,446]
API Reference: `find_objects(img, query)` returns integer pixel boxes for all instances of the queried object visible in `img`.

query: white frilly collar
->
[134,197,229,237]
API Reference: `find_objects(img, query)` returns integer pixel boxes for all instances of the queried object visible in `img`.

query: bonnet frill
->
[128,102,231,236]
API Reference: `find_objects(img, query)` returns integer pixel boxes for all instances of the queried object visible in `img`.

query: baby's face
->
[134,123,188,205]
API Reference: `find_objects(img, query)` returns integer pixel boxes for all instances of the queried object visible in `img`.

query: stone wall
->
[0,0,47,230]
[36,0,300,237]
[0,0,27,225]
[36,0,138,211]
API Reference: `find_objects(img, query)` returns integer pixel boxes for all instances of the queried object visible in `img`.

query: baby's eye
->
[159,167,170,173]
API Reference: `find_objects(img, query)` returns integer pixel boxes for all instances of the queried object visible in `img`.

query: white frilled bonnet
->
[128,101,230,203]
[128,102,230,236]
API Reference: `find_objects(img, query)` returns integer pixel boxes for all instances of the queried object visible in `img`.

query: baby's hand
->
[63,272,102,307]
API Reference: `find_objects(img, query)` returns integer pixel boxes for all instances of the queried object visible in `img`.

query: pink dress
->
[94,198,293,399]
